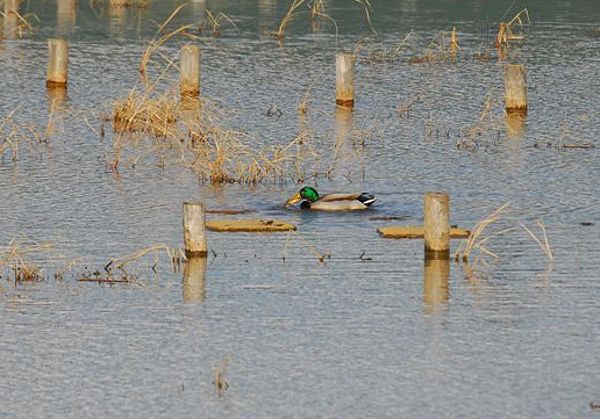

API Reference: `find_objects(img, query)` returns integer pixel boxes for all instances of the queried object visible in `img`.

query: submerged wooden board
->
[206,209,255,215]
[378,225,470,239]
[206,219,296,232]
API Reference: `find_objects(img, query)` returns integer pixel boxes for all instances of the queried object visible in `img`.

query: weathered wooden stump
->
[424,192,450,260]
[504,64,528,115]
[183,202,207,256]
[47,38,69,88]
[180,44,201,98]
[336,53,354,108]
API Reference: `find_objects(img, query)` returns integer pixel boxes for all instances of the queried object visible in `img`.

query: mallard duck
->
[284,186,376,211]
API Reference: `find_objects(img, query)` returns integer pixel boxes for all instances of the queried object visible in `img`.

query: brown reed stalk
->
[495,8,530,49]
[519,219,554,261]
[455,203,513,262]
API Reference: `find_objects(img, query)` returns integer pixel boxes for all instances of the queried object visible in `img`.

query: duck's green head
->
[284,186,319,207]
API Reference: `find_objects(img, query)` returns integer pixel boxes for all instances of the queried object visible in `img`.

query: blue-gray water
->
[1,1,600,417]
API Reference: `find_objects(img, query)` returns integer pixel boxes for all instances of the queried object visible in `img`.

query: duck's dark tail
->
[358,193,377,207]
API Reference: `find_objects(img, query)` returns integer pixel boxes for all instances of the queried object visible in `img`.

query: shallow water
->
[2,1,600,417]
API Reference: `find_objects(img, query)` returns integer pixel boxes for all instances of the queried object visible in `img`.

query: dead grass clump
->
[0,239,52,283]
[188,127,315,184]
[113,90,178,136]
[105,5,379,184]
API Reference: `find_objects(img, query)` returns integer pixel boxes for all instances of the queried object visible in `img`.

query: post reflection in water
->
[506,112,526,139]
[108,4,126,32]
[182,256,207,303]
[180,98,203,143]
[423,258,450,315]
[57,0,77,35]
[334,105,353,143]
[47,87,67,109]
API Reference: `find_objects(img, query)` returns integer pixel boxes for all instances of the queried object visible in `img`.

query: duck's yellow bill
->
[284,193,302,207]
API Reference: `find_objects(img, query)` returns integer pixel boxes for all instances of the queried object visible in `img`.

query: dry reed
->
[199,9,239,37]
[519,220,553,261]
[107,4,384,183]
[108,243,184,272]
[495,8,530,50]
[213,358,230,398]
[455,203,513,262]
[355,31,415,64]
[272,0,371,39]
[0,106,46,162]
[0,9,39,38]
[409,29,459,64]
[139,4,199,81]
[456,88,502,151]
[456,204,555,264]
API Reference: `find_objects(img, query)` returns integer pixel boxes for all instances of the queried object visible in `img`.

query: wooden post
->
[504,64,528,115]
[183,256,207,303]
[336,53,354,108]
[46,38,68,88]
[424,192,450,259]
[183,202,207,256]
[423,258,450,315]
[4,0,19,15]
[180,44,201,98]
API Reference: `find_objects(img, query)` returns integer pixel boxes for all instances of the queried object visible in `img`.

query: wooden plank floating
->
[378,226,470,239]
[206,219,296,232]
[206,209,255,215]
